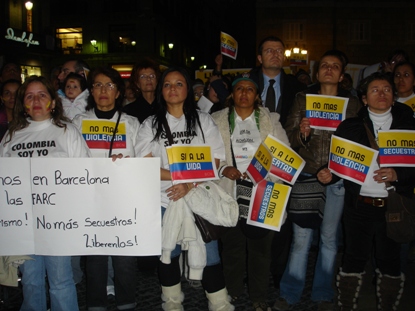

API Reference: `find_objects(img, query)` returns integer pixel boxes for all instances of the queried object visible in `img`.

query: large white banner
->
[0,158,161,256]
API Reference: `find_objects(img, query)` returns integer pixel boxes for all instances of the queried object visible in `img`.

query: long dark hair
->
[5,76,68,143]
[152,67,204,142]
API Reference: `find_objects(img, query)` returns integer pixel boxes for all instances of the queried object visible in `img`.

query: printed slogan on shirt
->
[306,94,349,131]
[81,120,127,150]
[377,130,415,167]
[328,135,378,185]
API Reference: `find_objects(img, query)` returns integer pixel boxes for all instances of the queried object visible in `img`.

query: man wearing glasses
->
[250,36,305,127]
[249,36,306,297]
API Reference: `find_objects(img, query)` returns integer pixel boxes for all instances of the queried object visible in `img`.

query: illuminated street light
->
[25,2,33,32]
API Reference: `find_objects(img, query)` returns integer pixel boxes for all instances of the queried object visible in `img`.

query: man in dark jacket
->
[250,36,306,128]
[249,36,306,291]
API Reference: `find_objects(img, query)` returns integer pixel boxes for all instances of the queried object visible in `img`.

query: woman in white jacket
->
[211,73,289,311]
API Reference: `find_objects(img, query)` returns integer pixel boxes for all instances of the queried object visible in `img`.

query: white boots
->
[205,288,235,311]
[162,284,234,311]
[161,283,184,311]
[376,269,405,311]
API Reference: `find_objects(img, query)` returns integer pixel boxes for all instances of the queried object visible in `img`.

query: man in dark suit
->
[250,36,306,128]
[250,36,306,290]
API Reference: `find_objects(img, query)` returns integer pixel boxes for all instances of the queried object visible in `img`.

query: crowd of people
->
[1,34,415,311]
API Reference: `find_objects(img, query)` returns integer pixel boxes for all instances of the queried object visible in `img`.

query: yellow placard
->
[306,95,348,114]
[403,96,415,112]
[378,131,415,148]
[81,120,126,135]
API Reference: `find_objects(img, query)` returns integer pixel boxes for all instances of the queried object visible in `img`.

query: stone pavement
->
[1,248,414,310]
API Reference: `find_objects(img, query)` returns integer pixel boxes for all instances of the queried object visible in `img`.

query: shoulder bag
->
[229,108,269,239]
[162,116,228,243]
[364,123,415,243]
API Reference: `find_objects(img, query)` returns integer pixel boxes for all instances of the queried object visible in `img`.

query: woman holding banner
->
[275,50,361,310]
[317,72,415,310]
[72,67,139,311]
[0,76,91,311]
[211,73,290,311]
[136,67,234,311]
[393,61,415,114]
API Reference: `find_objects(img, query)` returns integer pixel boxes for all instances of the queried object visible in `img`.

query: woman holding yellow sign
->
[137,67,234,311]
[212,73,290,311]
[318,72,415,310]
[275,50,361,310]
[393,61,415,115]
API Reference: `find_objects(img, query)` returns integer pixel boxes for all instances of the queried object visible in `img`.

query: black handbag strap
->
[363,122,394,191]
[108,111,122,157]
[162,116,174,146]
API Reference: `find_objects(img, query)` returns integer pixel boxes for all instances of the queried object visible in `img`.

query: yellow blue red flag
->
[220,32,238,60]
[166,145,219,184]
[328,135,378,185]
[264,134,305,185]
[378,130,415,167]
[247,180,291,232]
[306,95,349,131]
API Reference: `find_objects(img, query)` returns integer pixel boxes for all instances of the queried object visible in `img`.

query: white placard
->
[0,158,35,255]
[0,158,161,256]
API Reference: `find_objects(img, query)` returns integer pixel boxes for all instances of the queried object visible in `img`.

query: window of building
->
[407,22,415,43]
[284,22,305,42]
[109,25,136,53]
[56,28,83,54]
[350,21,370,43]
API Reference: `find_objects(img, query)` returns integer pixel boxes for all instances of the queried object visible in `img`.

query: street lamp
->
[90,39,98,52]
[25,1,33,32]
[168,43,174,50]
[284,44,308,67]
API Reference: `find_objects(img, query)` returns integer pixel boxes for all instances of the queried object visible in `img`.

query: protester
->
[274,50,361,310]
[393,61,415,113]
[72,67,139,311]
[212,73,290,311]
[249,36,306,127]
[0,62,22,84]
[136,67,234,311]
[317,72,415,310]
[0,79,20,141]
[0,75,91,311]
[123,58,160,123]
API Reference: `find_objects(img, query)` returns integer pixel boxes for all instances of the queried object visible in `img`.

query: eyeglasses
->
[139,74,156,80]
[92,82,116,91]
[369,86,392,94]
[263,48,284,55]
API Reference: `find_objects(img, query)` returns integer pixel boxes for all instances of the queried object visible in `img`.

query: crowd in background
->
[1,36,415,311]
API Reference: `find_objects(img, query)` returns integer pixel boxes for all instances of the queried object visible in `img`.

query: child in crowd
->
[61,72,89,120]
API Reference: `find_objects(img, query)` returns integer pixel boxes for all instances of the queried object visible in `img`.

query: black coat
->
[332,102,415,208]
[249,66,306,128]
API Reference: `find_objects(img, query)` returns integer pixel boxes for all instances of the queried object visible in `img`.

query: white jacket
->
[60,89,89,120]
[161,181,238,280]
